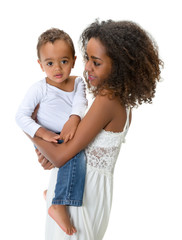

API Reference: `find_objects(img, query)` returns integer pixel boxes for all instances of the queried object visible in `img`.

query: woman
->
[30,20,162,239]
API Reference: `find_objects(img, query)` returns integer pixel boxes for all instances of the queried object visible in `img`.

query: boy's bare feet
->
[48,205,77,235]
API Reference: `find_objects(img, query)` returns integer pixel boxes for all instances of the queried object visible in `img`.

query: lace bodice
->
[85,108,130,174]
[85,128,128,174]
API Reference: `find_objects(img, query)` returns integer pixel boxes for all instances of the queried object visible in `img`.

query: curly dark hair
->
[80,20,163,108]
[37,28,75,59]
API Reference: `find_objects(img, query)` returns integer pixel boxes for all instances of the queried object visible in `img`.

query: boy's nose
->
[55,62,62,70]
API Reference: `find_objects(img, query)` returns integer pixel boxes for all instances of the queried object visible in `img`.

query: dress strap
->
[123,108,130,132]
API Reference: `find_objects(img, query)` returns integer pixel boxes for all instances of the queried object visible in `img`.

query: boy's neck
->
[46,77,75,92]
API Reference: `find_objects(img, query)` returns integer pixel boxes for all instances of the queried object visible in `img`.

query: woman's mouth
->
[88,75,96,81]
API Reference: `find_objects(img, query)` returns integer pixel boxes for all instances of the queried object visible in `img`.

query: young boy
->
[16,28,88,235]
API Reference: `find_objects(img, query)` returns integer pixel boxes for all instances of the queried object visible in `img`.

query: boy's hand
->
[60,115,80,143]
[35,127,60,143]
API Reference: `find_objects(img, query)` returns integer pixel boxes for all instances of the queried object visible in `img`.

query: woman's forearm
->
[28,96,118,168]
[30,136,69,167]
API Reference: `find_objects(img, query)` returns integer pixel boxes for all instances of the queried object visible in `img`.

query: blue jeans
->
[52,140,86,207]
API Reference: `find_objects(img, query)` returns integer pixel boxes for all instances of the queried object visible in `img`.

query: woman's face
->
[85,38,112,87]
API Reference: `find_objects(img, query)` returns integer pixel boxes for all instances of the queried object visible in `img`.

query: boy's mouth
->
[55,74,63,78]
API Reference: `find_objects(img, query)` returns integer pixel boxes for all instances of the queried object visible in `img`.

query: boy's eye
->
[47,62,53,66]
[61,60,68,64]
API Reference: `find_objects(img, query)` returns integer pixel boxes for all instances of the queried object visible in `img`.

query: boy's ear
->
[37,59,44,72]
[72,56,77,68]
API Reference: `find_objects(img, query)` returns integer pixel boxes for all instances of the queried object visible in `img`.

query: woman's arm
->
[30,95,116,168]
[35,149,55,170]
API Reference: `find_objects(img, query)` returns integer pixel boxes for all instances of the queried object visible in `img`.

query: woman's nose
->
[85,60,92,72]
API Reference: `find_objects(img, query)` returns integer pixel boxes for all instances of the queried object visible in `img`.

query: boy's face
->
[38,39,76,87]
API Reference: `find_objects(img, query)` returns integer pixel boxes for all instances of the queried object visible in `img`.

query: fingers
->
[35,148,41,156]
[63,135,70,143]
[59,133,73,143]
[41,158,55,170]
[59,132,63,140]
[51,134,61,143]
[40,157,47,167]
[51,138,60,143]
[47,162,55,170]
[54,134,60,140]
[40,157,52,170]
[35,148,54,170]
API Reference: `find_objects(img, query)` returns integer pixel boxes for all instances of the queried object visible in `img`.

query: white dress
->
[45,109,130,240]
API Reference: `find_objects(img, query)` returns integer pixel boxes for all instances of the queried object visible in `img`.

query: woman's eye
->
[94,61,100,66]
[47,62,53,66]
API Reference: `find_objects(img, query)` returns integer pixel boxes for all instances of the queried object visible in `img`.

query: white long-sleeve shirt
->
[16,77,88,137]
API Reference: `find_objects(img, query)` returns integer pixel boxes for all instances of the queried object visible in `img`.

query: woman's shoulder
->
[93,94,128,132]
[90,94,123,119]
[94,93,122,108]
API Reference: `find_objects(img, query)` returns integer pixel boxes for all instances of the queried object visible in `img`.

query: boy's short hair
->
[37,28,75,59]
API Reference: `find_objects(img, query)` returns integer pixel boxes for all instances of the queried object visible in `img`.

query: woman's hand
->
[31,104,39,121]
[35,148,55,170]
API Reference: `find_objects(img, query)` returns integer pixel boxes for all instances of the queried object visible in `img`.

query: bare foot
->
[48,205,77,235]
[43,190,47,200]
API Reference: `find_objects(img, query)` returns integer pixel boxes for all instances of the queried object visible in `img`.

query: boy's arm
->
[15,81,44,137]
[16,80,60,143]
[59,77,87,143]
[60,115,80,143]
[30,103,60,143]
[71,77,88,119]
[35,127,60,143]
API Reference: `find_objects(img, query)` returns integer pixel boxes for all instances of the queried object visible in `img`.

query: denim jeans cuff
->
[52,199,82,207]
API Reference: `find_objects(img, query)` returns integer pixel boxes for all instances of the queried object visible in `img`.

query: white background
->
[0,0,181,239]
